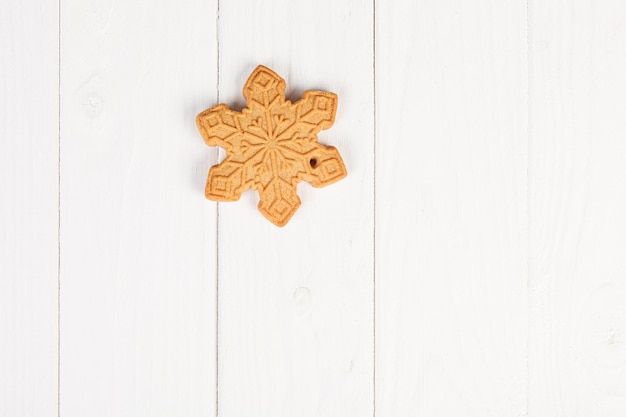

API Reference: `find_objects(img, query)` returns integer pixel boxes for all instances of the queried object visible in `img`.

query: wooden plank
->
[0,1,59,416]
[529,0,626,415]
[59,1,218,416]
[215,1,374,416]
[375,1,528,415]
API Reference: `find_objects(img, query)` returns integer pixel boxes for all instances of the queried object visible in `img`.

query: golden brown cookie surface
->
[196,65,347,227]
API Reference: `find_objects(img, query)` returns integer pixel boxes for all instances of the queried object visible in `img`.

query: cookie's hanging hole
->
[309,158,317,168]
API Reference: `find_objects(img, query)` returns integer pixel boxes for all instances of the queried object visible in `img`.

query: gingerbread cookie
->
[196,65,347,227]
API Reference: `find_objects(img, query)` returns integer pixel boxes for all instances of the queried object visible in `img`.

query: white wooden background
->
[2,0,626,416]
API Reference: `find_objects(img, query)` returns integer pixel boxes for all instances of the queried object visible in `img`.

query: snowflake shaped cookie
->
[196,65,347,227]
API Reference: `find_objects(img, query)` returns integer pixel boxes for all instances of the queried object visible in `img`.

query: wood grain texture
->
[7,0,626,415]
[0,1,59,416]
[59,0,218,416]
[215,1,374,416]
[375,1,528,415]
[528,0,626,415]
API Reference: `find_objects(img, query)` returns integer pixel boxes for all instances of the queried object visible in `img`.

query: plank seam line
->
[215,0,221,416]
[57,0,62,415]
[525,0,531,416]
[372,0,377,416]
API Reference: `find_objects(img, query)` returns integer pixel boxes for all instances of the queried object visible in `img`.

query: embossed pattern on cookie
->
[196,65,347,227]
